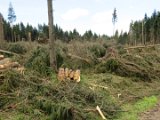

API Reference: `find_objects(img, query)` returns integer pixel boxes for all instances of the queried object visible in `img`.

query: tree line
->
[119,10,160,46]
[1,10,160,45]
[2,18,109,42]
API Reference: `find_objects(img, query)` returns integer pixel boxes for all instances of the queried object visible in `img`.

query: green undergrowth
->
[1,68,160,120]
[1,42,160,120]
[116,96,158,120]
[0,70,121,120]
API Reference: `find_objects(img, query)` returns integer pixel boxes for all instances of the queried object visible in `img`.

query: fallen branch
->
[90,83,108,90]
[84,108,97,112]
[0,49,19,56]
[96,106,107,120]
[124,44,160,50]
[0,98,27,112]
[67,53,90,64]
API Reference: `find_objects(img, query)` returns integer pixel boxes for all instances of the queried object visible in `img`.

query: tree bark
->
[47,0,57,71]
[0,14,4,42]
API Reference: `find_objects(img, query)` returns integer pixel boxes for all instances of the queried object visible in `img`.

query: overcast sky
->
[0,0,160,36]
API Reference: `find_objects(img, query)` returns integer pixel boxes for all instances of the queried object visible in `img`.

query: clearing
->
[0,41,160,120]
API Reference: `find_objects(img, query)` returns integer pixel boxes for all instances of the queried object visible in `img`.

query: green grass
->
[116,96,158,120]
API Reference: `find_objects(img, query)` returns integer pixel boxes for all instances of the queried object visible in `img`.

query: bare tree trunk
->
[142,21,144,45]
[0,14,4,42]
[14,32,16,42]
[47,0,57,71]
[28,32,31,42]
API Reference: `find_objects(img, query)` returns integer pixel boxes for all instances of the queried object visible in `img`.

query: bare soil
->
[140,102,160,120]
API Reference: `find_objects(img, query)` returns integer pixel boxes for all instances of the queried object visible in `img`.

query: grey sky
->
[0,0,159,35]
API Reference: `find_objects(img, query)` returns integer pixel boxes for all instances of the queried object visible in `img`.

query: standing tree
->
[8,2,16,42]
[47,0,57,71]
[0,13,4,42]
[112,8,117,37]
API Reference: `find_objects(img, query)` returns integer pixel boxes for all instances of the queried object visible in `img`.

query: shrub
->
[0,70,21,92]
[25,46,50,75]
[106,59,119,72]
[56,48,64,68]
[96,59,119,73]
[8,43,27,54]
[96,58,152,81]
[90,45,106,58]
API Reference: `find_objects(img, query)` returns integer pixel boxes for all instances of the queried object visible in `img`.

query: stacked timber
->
[0,54,25,74]
[57,68,80,83]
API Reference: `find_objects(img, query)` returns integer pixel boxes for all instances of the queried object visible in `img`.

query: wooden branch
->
[84,108,97,112]
[124,46,146,50]
[124,44,160,50]
[67,53,90,64]
[96,106,107,120]
[90,83,108,90]
[0,49,19,56]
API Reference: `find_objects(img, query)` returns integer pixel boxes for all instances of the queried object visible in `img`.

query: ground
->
[0,41,160,120]
[140,101,160,120]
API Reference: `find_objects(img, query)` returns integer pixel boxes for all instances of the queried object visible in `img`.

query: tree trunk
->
[47,0,57,71]
[0,14,4,42]
[142,21,144,45]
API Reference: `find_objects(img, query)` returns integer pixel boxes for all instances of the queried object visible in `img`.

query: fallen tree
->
[96,58,153,81]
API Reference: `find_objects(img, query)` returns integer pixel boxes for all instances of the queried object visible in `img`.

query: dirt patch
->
[140,101,160,120]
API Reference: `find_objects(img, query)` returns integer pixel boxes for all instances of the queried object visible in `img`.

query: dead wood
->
[0,55,4,60]
[0,58,11,65]
[90,83,108,90]
[96,106,107,120]
[67,53,90,64]
[124,44,160,50]
[0,49,19,56]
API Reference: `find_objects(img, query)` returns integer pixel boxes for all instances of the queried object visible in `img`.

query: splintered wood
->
[57,68,80,82]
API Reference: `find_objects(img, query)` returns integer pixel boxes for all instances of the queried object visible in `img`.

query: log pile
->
[57,68,80,82]
[0,54,25,74]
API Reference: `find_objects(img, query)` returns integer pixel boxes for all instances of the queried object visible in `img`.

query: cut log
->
[69,70,74,80]
[0,55,4,60]
[73,69,80,82]
[0,58,11,65]
[57,68,65,81]
[10,62,20,68]
[0,61,20,70]
[0,64,5,69]
[65,68,69,79]
[13,66,25,75]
